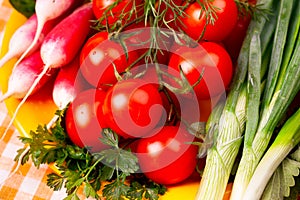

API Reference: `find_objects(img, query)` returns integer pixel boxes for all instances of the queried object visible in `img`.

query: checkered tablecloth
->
[0,108,69,200]
[0,1,84,199]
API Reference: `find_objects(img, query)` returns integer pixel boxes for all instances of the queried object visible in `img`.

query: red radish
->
[40,3,94,68]
[47,56,91,129]
[13,0,78,68]
[0,50,57,141]
[52,57,81,110]
[3,3,94,136]
[0,50,57,103]
[0,14,54,68]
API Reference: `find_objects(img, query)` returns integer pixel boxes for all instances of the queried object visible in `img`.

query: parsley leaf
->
[97,128,139,174]
[47,173,64,191]
[126,176,167,200]
[14,110,71,168]
[102,177,130,200]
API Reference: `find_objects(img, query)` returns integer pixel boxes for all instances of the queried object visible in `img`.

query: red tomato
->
[65,89,109,153]
[126,64,180,125]
[79,31,139,89]
[136,126,198,185]
[223,0,257,62]
[223,15,251,62]
[92,0,144,27]
[102,79,164,138]
[179,0,238,41]
[178,93,222,124]
[168,41,233,99]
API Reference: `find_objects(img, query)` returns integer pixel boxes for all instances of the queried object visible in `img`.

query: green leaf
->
[14,147,30,165]
[145,188,160,200]
[47,173,64,191]
[99,148,139,174]
[62,169,84,194]
[282,158,300,196]
[9,0,35,18]
[261,167,283,200]
[290,145,300,161]
[100,165,115,181]
[285,176,300,200]
[63,193,80,200]
[126,181,144,199]
[97,129,139,174]
[83,182,99,199]
[100,129,119,149]
[102,180,130,200]
[126,176,167,200]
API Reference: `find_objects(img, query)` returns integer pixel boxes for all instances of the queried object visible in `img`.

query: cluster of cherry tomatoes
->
[63,0,255,185]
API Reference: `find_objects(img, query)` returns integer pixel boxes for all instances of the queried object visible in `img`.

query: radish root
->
[0,92,13,103]
[0,53,15,69]
[2,65,50,140]
[12,18,46,70]
[47,115,59,130]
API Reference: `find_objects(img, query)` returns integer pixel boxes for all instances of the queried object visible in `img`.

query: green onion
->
[195,0,300,199]
[243,107,300,200]
[230,0,300,199]
[195,84,247,200]
[195,0,275,198]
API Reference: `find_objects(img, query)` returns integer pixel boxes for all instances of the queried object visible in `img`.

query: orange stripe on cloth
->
[0,186,18,199]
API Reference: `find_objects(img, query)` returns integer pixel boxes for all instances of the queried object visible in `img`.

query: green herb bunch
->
[15,109,166,200]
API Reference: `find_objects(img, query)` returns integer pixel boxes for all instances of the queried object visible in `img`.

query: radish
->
[52,57,91,109]
[40,3,94,68]
[13,0,78,68]
[47,56,91,129]
[0,14,55,68]
[2,3,94,136]
[0,50,57,103]
[52,57,81,110]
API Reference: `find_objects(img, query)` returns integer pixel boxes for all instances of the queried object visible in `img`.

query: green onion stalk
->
[194,0,278,199]
[242,107,300,200]
[195,84,247,200]
[230,0,300,199]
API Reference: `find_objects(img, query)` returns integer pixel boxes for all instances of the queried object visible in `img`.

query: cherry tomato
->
[178,93,222,125]
[92,0,144,27]
[179,0,238,41]
[136,126,198,185]
[102,79,164,138]
[126,64,180,125]
[223,15,251,62]
[80,31,139,89]
[65,89,109,152]
[223,0,257,62]
[168,41,233,99]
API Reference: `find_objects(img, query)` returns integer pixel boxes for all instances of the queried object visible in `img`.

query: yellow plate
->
[0,9,231,199]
